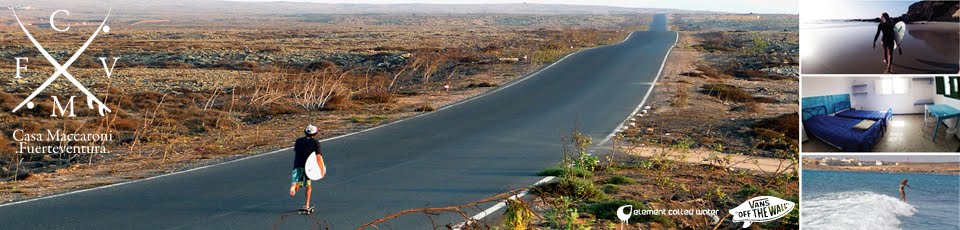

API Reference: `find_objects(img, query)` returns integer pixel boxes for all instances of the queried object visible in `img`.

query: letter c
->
[12,129,23,142]
[50,10,70,32]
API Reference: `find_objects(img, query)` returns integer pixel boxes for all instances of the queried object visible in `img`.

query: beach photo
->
[801,155,960,229]
[802,75,960,152]
[800,0,959,74]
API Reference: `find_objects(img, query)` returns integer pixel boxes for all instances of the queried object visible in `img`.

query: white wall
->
[850,77,935,114]
[802,76,852,98]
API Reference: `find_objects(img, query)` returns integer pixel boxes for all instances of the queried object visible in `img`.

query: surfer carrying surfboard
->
[290,124,323,210]
[899,178,913,202]
[872,12,903,73]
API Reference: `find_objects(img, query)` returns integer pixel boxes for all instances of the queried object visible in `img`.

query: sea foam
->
[802,191,916,230]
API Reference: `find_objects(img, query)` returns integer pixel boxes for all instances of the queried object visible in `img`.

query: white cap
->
[304,124,319,135]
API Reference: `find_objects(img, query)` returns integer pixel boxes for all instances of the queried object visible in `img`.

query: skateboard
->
[297,206,315,215]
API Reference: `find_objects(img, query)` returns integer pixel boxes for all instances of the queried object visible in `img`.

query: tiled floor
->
[803,114,960,152]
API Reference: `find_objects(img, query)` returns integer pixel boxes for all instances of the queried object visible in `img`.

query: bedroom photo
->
[801,76,960,152]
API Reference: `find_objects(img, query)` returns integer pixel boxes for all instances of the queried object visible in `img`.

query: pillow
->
[852,120,876,130]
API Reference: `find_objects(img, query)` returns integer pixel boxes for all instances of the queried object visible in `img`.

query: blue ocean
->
[802,170,960,230]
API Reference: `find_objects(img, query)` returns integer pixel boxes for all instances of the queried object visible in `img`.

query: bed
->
[832,102,893,133]
[802,106,884,152]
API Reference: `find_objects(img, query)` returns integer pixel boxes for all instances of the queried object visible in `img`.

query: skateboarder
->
[290,124,322,212]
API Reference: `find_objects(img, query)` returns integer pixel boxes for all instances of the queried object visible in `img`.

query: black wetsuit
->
[875,21,896,49]
[293,137,322,168]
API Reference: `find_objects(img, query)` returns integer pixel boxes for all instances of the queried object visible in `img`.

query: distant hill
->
[5,0,721,16]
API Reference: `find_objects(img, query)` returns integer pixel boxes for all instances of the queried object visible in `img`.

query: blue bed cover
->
[835,109,890,128]
[804,114,883,152]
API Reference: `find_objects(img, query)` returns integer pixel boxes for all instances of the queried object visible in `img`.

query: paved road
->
[0,14,677,229]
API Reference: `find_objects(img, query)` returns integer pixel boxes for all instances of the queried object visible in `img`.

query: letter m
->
[50,96,77,117]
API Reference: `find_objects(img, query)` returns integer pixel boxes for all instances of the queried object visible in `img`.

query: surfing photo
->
[800,76,960,152]
[800,0,960,74]
[801,155,960,229]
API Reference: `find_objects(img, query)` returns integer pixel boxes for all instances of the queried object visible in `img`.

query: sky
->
[801,0,915,21]
[230,0,800,14]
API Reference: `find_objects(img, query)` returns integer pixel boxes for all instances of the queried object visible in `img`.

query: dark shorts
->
[291,168,311,187]
[882,39,895,49]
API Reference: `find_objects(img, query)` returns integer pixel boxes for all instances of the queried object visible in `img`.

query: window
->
[946,76,953,96]
[876,78,908,95]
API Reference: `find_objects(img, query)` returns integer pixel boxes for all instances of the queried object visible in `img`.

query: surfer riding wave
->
[803,191,916,229]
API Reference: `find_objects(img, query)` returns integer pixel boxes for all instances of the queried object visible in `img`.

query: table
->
[927,104,960,142]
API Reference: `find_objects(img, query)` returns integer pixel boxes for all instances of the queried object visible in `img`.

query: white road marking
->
[451,176,555,230]
[598,31,679,146]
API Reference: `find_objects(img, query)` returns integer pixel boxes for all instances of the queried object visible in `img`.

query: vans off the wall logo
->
[7,8,119,156]
[10,8,118,117]
[728,196,795,228]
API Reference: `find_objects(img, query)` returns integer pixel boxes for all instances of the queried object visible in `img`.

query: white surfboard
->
[893,21,906,50]
[304,152,326,180]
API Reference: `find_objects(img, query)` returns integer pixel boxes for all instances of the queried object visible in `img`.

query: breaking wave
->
[802,191,916,230]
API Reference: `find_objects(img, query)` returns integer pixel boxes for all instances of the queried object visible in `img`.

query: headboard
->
[802,105,828,121]
[801,94,851,118]
[832,100,851,113]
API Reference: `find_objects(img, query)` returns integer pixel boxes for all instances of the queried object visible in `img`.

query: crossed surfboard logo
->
[9,8,119,117]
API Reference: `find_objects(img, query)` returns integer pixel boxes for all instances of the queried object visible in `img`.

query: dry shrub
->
[695,31,734,52]
[305,60,338,72]
[260,103,303,116]
[323,94,358,111]
[414,104,435,112]
[746,102,765,114]
[736,70,790,81]
[111,116,141,131]
[352,91,395,104]
[673,86,689,107]
[0,91,20,111]
[754,113,799,140]
[0,133,16,157]
[466,82,498,88]
[237,60,258,70]
[752,96,779,104]
[695,65,733,79]
[700,84,753,102]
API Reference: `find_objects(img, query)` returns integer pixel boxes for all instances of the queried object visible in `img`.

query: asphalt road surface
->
[0,14,678,229]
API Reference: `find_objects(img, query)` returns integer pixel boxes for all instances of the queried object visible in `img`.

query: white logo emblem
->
[729,196,795,228]
[10,8,118,117]
[616,205,633,224]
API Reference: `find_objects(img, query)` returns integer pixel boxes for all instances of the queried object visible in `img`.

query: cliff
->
[901,0,960,22]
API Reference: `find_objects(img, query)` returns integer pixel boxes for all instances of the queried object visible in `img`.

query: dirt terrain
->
[803,159,960,174]
[622,14,799,159]
[0,12,648,203]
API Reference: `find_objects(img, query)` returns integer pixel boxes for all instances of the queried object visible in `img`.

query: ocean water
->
[801,170,960,230]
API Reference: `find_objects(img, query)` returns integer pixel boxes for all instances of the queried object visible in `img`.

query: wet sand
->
[801,21,960,74]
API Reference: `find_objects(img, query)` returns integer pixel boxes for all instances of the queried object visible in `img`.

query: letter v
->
[98,57,119,78]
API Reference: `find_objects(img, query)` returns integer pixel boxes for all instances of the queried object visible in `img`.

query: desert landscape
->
[0,4,647,202]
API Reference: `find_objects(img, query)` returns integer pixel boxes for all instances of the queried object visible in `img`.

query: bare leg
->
[305,185,312,208]
[900,189,906,201]
[289,184,298,197]
[883,46,893,73]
